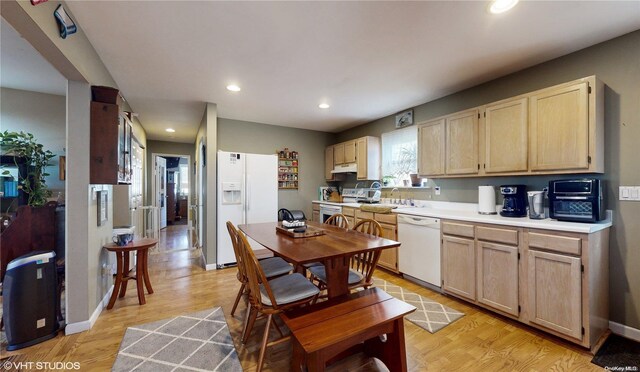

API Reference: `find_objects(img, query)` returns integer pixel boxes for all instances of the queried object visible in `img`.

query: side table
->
[104,238,157,309]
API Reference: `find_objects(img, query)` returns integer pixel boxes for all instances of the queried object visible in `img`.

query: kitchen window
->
[381,126,417,187]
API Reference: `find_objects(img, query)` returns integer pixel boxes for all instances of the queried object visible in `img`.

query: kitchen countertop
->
[312,200,612,234]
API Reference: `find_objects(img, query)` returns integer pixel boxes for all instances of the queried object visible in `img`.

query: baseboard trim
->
[205,263,217,271]
[609,321,640,342]
[65,286,113,335]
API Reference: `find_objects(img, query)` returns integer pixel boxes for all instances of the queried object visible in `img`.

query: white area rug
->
[373,278,464,333]
[112,307,241,372]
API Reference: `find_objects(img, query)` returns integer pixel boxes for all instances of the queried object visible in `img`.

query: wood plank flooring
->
[1,226,603,371]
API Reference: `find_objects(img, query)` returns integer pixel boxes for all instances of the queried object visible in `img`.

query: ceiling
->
[4,2,640,144]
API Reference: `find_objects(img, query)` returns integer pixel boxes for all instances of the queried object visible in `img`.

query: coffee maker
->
[500,185,527,217]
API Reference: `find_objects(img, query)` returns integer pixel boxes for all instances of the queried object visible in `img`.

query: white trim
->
[609,321,640,342]
[205,263,217,271]
[65,286,113,335]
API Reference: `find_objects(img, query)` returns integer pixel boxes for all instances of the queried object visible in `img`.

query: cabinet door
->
[344,140,357,163]
[446,109,479,175]
[325,146,335,181]
[442,236,476,301]
[485,98,528,173]
[477,241,519,316]
[334,143,345,165]
[528,249,582,339]
[356,137,367,180]
[529,82,589,171]
[312,210,320,223]
[418,119,445,176]
[377,222,398,272]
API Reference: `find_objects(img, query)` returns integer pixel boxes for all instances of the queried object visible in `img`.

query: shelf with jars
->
[277,148,298,189]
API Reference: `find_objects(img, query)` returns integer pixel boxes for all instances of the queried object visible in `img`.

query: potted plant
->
[0,131,55,207]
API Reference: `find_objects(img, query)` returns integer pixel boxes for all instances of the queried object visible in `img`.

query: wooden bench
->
[281,287,416,372]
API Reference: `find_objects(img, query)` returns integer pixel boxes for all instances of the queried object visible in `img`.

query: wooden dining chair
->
[238,230,320,372]
[226,222,293,318]
[302,213,351,271]
[309,218,383,292]
[324,213,349,228]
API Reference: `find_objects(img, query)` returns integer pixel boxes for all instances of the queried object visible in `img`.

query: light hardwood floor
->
[1,226,603,371]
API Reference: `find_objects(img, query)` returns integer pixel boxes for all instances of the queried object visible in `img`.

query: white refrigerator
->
[217,151,278,267]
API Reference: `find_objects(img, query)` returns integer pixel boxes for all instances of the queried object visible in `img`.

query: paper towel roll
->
[478,186,497,215]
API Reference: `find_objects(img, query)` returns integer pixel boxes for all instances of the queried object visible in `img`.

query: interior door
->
[156,156,167,229]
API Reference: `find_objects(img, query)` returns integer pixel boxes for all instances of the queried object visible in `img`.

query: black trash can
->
[3,251,59,351]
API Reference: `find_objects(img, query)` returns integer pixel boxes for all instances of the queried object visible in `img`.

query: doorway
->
[152,153,194,254]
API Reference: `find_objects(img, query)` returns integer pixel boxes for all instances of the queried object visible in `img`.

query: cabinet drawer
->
[528,232,582,255]
[374,213,397,225]
[477,226,518,245]
[312,203,320,211]
[342,206,356,217]
[355,210,374,220]
[442,221,475,238]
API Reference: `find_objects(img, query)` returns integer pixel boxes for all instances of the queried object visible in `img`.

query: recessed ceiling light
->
[318,103,330,109]
[489,0,519,14]
[226,84,241,92]
[166,128,175,133]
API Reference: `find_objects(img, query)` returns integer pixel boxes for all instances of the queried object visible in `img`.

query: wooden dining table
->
[238,221,401,299]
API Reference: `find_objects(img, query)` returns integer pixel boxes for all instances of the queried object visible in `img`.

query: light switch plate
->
[434,186,441,196]
[619,186,640,201]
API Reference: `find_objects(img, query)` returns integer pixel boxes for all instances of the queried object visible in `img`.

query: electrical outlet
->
[434,186,441,196]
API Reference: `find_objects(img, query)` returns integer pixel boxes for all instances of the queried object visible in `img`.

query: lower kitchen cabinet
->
[356,210,398,273]
[527,249,582,339]
[342,206,356,227]
[477,241,519,316]
[312,203,320,222]
[440,218,609,351]
[442,234,476,301]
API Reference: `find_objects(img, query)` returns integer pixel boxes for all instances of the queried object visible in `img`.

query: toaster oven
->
[548,179,603,223]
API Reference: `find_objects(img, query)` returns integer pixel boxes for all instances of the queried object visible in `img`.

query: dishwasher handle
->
[397,214,439,227]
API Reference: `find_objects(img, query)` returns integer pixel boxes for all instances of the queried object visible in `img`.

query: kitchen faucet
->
[390,187,400,204]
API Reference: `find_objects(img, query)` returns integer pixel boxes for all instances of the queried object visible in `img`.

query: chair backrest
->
[237,230,278,310]
[352,219,382,237]
[324,213,349,229]
[226,221,247,283]
[350,219,383,287]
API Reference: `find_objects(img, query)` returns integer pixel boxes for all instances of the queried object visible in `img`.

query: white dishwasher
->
[397,214,441,288]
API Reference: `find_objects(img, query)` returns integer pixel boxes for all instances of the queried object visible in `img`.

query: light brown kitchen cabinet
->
[333,143,345,165]
[527,249,582,339]
[417,119,446,176]
[446,109,479,175]
[442,235,476,301]
[342,206,356,228]
[325,146,335,181]
[356,136,381,180]
[477,241,519,316]
[484,97,528,173]
[312,203,320,222]
[529,81,590,171]
[417,75,603,178]
[355,209,398,272]
[344,140,357,164]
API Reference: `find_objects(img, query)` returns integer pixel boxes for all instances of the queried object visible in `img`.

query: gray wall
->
[1,87,66,196]
[218,118,336,218]
[338,30,640,329]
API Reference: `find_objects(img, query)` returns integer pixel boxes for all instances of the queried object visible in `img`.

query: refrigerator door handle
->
[246,174,251,211]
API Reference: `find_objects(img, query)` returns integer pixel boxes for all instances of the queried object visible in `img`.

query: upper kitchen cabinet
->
[417,119,445,176]
[417,75,604,178]
[90,101,132,184]
[334,140,356,166]
[484,97,528,173]
[529,77,603,173]
[446,109,479,175]
[325,146,335,181]
[356,136,381,180]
